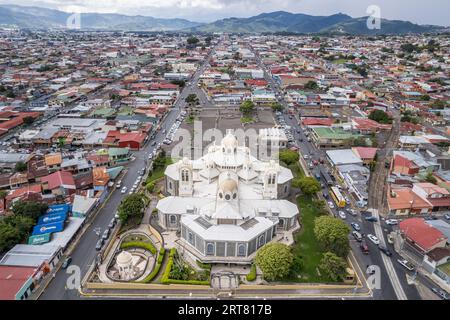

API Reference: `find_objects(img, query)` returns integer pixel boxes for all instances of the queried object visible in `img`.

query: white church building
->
[156,130,299,264]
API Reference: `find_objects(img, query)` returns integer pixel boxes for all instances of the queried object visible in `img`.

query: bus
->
[330,186,346,208]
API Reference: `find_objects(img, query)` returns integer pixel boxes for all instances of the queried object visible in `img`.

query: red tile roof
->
[352,117,392,131]
[302,117,333,126]
[41,171,76,190]
[352,147,378,160]
[0,266,37,300]
[399,218,447,251]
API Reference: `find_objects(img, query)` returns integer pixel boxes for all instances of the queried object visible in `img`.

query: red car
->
[360,241,369,254]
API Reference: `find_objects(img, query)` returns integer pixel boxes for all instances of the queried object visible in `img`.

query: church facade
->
[156,130,299,264]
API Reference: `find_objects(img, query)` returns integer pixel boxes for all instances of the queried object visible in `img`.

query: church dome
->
[221,132,238,151]
[220,178,237,193]
[116,251,133,266]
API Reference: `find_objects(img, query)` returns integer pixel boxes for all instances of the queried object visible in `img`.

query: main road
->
[250,46,423,300]
[39,45,216,300]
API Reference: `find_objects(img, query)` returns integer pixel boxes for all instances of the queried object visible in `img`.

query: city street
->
[39,47,215,300]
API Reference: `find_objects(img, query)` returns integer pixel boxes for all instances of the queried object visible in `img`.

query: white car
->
[120,186,127,194]
[338,211,347,219]
[328,201,335,209]
[367,234,380,245]
[386,219,399,225]
[397,259,414,271]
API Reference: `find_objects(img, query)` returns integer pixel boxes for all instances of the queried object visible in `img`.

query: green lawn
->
[288,195,329,283]
[146,157,173,184]
[332,58,348,64]
[438,262,450,276]
[241,117,254,124]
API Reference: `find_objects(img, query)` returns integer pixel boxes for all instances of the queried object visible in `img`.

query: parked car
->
[444,213,450,221]
[116,180,122,188]
[378,245,392,257]
[328,201,335,209]
[62,257,72,269]
[120,186,127,194]
[397,259,414,271]
[351,222,361,231]
[360,241,369,254]
[352,231,363,242]
[338,211,347,219]
[386,219,399,225]
[348,209,358,216]
[365,216,378,222]
[102,229,110,240]
[108,218,116,229]
[368,234,380,245]
[95,239,104,251]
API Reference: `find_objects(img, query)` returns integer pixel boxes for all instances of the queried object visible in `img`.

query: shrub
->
[141,248,166,283]
[196,260,212,270]
[161,248,209,285]
[120,241,157,255]
[246,264,257,282]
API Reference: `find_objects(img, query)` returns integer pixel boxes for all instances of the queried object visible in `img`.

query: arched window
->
[284,185,288,193]
[278,219,284,228]
[169,181,172,189]
[258,234,265,247]
[206,243,214,255]
[237,244,246,257]
[169,215,176,224]
[181,169,190,182]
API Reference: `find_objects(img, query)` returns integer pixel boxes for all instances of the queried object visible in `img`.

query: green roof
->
[312,127,358,140]
[108,147,130,157]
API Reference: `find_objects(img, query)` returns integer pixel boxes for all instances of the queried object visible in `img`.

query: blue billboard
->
[32,221,65,236]
[38,212,67,225]
[47,204,70,215]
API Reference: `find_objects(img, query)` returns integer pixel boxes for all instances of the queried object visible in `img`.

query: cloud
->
[0,0,448,26]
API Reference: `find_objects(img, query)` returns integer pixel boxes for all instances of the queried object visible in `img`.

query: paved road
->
[250,47,427,300]
[39,48,215,300]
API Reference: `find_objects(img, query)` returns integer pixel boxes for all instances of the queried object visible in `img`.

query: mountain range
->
[0,5,447,35]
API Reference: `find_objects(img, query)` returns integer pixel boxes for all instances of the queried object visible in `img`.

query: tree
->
[304,81,318,90]
[368,109,392,124]
[424,172,437,185]
[15,161,27,172]
[314,215,350,257]
[278,149,299,165]
[118,193,146,222]
[319,252,348,282]
[185,94,199,104]
[0,190,8,199]
[239,100,255,115]
[187,36,199,46]
[23,116,35,125]
[170,79,185,88]
[0,215,34,253]
[255,243,293,281]
[419,94,431,101]
[297,177,321,196]
[146,182,155,193]
[11,200,48,221]
[271,102,283,112]
[431,99,446,110]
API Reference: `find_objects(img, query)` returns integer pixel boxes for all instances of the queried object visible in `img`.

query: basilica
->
[156,130,299,264]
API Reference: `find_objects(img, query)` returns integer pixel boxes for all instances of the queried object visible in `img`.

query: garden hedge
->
[161,248,210,285]
[120,241,157,255]
[246,264,257,282]
[140,248,166,283]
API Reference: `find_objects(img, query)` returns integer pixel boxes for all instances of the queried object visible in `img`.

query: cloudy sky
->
[1,0,449,26]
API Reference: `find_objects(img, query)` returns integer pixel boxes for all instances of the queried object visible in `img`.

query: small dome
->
[116,251,133,266]
[221,132,238,150]
[220,178,237,193]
